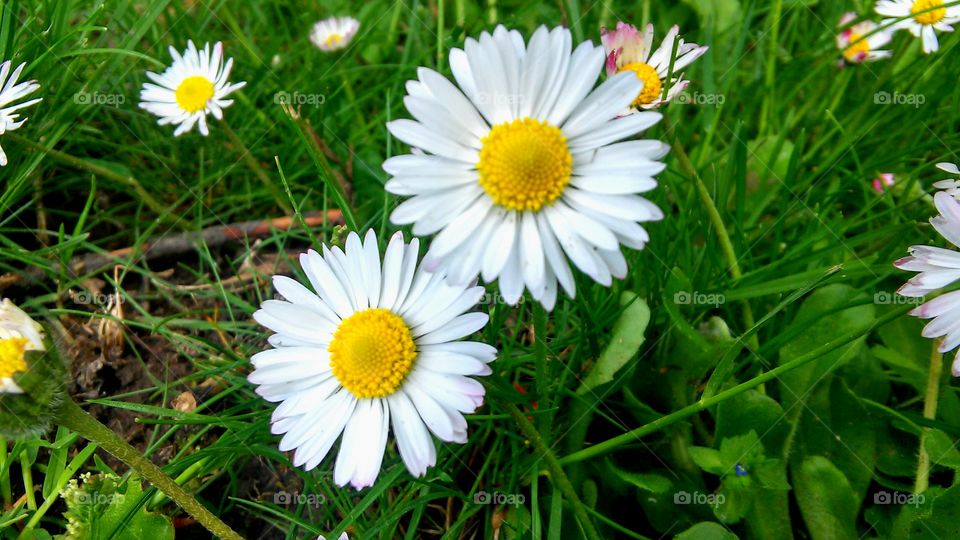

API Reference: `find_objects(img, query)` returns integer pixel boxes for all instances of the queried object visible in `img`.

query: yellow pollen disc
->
[324,33,344,47]
[477,118,573,212]
[175,76,215,113]
[844,33,871,61]
[328,308,417,399]
[913,0,946,25]
[619,62,663,107]
[0,338,28,379]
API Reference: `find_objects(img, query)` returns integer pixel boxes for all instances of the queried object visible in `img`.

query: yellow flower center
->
[175,76,215,113]
[912,0,946,25]
[477,118,572,212]
[619,62,663,107]
[843,32,871,61]
[324,33,344,48]
[0,337,28,379]
[328,308,417,399]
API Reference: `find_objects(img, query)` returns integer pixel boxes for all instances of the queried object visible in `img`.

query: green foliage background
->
[2,0,960,538]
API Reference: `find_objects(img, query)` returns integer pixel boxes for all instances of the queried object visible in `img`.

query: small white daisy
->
[310,16,360,52]
[934,162,960,198]
[0,60,42,167]
[249,230,494,489]
[385,25,669,310]
[876,0,960,53]
[896,192,960,373]
[0,299,46,394]
[837,13,893,64]
[139,41,246,136]
[601,22,709,110]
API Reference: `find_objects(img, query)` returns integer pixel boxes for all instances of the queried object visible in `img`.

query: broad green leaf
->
[688,447,725,475]
[714,389,789,457]
[606,461,672,494]
[675,522,739,539]
[61,473,174,540]
[778,284,875,413]
[923,429,960,469]
[908,484,960,539]
[793,378,877,499]
[577,292,650,394]
[793,456,858,540]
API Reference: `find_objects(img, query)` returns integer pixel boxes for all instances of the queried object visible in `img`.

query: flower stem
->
[54,398,243,540]
[222,122,292,214]
[6,133,171,220]
[915,342,944,494]
[533,303,549,432]
[665,118,759,353]
[496,396,601,540]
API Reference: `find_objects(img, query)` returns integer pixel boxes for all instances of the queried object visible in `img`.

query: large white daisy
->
[0,299,46,394]
[896,192,960,374]
[837,13,893,64]
[249,230,494,489]
[876,0,960,53]
[139,41,246,136]
[0,60,42,167]
[310,16,360,52]
[384,25,669,310]
[601,22,709,110]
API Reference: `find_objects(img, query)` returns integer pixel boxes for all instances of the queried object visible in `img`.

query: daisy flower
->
[896,192,960,373]
[139,41,246,136]
[0,60,42,167]
[876,0,960,53]
[249,230,494,489]
[385,25,669,310]
[601,22,709,110]
[837,13,893,64]
[310,16,360,52]
[872,172,896,193]
[934,162,960,198]
[0,299,46,394]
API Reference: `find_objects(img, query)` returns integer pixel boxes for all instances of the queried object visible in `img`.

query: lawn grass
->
[2,0,960,538]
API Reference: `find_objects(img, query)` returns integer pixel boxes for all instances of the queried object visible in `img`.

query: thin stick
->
[0,210,343,289]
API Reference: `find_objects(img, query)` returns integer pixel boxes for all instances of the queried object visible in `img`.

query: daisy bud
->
[0,299,68,438]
